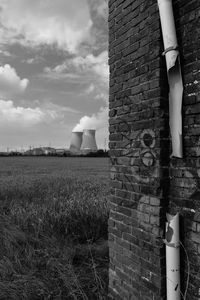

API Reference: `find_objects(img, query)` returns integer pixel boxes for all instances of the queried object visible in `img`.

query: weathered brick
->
[109,0,200,299]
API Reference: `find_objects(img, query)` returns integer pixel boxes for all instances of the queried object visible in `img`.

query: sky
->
[0,0,109,151]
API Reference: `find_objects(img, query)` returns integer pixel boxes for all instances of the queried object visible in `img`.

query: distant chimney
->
[81,129,98,151]
[69,132,83,152]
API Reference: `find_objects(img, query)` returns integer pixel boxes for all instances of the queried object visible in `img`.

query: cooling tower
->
[81,129,98,151]
[69,132,83,152]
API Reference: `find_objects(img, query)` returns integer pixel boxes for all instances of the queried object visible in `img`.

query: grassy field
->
[0,157,109,299]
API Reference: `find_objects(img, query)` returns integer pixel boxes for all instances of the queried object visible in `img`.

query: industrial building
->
[69,129,98,154]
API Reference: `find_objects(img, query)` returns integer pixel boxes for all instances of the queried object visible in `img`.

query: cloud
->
[94,92,108,103]
[42,51,109,105]
[0,99,79,128]
[0,0,92,53]
[24,56,44,64]
[83,83,108,104]
[72,51,109,82]
[0,64,29,97]
[87,0,108,52]
[88,0,108,21]
[0,49,11,57]
[43,66,80,81]
[85,83,95,94]
[41,101,80,116]
[96,1,108,19]
[73,106,108,132]
[44,50,109,84]
[0,99,44,126]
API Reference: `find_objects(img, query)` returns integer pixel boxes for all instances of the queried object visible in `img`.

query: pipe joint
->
[162,45,179,56]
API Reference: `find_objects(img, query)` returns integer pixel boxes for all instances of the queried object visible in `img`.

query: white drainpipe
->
[164,213,181,300]
[157,0,183,158]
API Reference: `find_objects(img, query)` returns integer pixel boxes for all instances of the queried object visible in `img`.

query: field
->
[0,157,110,299]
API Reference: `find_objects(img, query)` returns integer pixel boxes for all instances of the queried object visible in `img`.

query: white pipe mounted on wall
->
[157,0,183,158]
[164,213,181,300]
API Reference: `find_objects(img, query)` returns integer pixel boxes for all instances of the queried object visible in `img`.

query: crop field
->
[0,156,110,299]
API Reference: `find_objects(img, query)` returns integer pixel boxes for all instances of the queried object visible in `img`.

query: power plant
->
[70,129,98,154]
[1,128,105,157]
[81,129,98,152]
[69,131,83,153]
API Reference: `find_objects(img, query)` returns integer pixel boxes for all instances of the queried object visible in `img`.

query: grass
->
[0,157,109,299]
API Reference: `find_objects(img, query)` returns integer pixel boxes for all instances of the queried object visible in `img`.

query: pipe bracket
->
[162,46,179,56]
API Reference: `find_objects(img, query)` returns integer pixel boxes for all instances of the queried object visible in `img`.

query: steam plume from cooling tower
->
[71,107,108,150]
[72,107,108,132]
[81,129,98,151]
[69,131,83,152]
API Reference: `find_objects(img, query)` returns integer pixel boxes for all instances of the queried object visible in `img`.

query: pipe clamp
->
[162,46,179,56]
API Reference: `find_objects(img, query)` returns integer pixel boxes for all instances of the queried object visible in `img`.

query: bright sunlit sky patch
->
[0,0,108,150]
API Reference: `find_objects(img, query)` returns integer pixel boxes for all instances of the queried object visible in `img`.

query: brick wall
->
[169,1,200,299]
[108,0,200,299]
